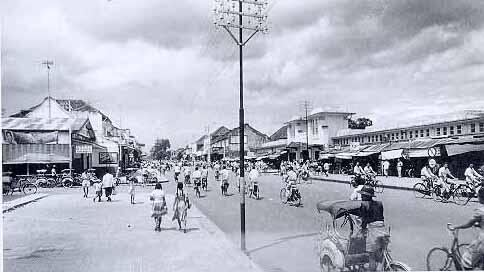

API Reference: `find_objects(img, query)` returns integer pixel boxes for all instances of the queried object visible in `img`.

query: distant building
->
[210,124,269,160]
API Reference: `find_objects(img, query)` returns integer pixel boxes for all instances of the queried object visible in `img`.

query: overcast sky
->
[2,0,484,149]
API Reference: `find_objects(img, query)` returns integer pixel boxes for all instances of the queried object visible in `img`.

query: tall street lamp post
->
[213,0,268,251]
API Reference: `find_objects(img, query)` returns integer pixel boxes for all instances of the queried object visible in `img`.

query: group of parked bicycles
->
[2,168,102,196]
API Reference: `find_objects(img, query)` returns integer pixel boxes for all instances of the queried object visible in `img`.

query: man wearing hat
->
[356,185,387,271]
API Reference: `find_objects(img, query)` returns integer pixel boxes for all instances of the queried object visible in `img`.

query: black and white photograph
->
[1,1,484,271]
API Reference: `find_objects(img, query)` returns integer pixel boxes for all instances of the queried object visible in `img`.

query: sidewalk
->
[2,193,48,213]
[312,174,419,191]
[311,174,469,191]
[3,191,263,272]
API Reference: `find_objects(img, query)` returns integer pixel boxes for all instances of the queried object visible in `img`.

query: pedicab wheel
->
[47,178,56,188]
[374,180,384,193]
[388,261,411,271]
[320,255,339,272]
[280,188,287,204]
[413,183,429,198]
[454,184,473,206]
[22,184,37,195]
[62,178,73,188]
[426,247,454,271]
[37,178,47,188]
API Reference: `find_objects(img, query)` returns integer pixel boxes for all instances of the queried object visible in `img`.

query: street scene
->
[2,1,484,271]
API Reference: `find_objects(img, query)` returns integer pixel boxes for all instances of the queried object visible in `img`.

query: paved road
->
[162,170,479,272]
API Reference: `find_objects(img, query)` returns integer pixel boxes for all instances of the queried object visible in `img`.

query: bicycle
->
[193,178,201,198]
[4,176,38,195]
[433,181,473,205]
[426,223,480,270]
[201,177,208,191]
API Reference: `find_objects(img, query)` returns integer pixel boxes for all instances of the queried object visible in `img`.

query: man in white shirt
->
[364,163,377,179]
[323,162,330,177]
[397,160,403,178]
[220,166,230,194]
[102,169,115,202]
[383,160,390,177]
[248,166,259,196]
[465,164,483,193]
[192,166,202,188]
[437,163,457,197]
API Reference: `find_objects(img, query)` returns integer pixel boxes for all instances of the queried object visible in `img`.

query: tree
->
[150,138,171,160]
[348,117,373,129]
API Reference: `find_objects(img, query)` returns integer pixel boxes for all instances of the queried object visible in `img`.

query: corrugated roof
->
[335,110,484,137]
[270,125,288,141]
[2,117,88,131]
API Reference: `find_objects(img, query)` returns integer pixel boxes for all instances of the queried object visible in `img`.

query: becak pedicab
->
[316,199,410,271]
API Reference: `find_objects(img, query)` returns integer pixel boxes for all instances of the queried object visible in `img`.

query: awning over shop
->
[407,149,433,158]
[446,144,484,156]
[335,153,355,160]
[2,144,71,164]
[319,153,335,159]
[381,149,403,160]
[354,150,380,157]
[268,154,280,159]
[280,150,288,155]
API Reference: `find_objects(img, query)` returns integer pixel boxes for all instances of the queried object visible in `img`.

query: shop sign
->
[75,145,92,154]
[99,152,118,164]
[427,147,440,157]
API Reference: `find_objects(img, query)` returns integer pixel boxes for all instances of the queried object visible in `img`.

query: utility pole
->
[42,60,54,120]
[214,0,268,252]
[299,101,312,160]
[206,125,211,164]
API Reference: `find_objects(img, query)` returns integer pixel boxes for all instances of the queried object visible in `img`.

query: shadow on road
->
[247,232,319,255]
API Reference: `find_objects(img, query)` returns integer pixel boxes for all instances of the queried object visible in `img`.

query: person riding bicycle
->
[174,163,181,182]
[465,164,484,193]
[449,187,484,269]
[183,165,191,184]
[192,167,202,191]
[214,162,221,180]
[201,165,209,188]
[353,162,366,186]
[364,163,377,181]
[284,166,298,202]
[437,163,457,199]
[220,165,230,194]
[421,159,439,187]
[248,165,260,197]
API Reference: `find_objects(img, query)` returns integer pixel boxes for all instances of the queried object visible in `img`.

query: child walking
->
[93,181,102,202]
[128,177,136,204]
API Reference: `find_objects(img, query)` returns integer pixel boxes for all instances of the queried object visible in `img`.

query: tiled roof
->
[270,125,287,140]
[56,99,99,113]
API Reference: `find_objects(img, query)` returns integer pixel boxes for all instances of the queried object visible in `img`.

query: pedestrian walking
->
[383,160,390,177]
[102,169,114,202]
[323,162,330,177]
[172,190,190,232]
[397,159,403,178]
[81,169,90,198]
[93,181,102,202]
[150,183,167,232]
[128,176,136,204]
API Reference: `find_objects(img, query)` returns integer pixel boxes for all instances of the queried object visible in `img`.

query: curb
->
[2,193,48,213]
[184,197,266,272]
[311,176,415,191]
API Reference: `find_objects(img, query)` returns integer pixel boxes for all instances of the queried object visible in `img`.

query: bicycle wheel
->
[374,180,384,193]
[426,247,455,271]
[62,178,73,188]
[280,188,287,204]
[23,184,37,195]
[413,183,430,198]
[454,184,473,206]
[432,186,444,202]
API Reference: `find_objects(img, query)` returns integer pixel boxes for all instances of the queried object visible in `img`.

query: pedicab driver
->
[284,166,298,201]
[355,185,387,271]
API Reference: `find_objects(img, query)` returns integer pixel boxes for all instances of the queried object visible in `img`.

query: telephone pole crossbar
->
[213,0,268,252]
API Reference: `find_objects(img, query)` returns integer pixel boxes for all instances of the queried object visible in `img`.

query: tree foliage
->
[348,117,373,129]
[150,138,171,160]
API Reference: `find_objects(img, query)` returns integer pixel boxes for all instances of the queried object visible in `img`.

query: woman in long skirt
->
[149,183,167,232]
[172,190,190,233]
